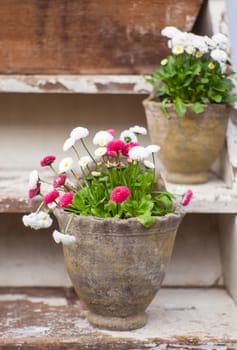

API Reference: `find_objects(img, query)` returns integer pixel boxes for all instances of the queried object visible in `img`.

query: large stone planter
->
[55,210,183,331]
[143,96,230,184]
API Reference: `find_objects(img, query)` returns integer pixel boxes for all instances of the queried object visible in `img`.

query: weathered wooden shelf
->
[0,75,152,94]
[0,287,236,349]
[0,168,237,214]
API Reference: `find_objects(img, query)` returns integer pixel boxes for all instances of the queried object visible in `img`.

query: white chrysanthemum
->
[144,160,155,169]
[70,126,89,141]
[53,230,76,245]
[59,157,74,173]
[120,130,138,143]
[78,156,91,168]
[93,130,113,146]
[146,145,161,154]
[94,147,107,157]
[91,171,101,177]
[128,146,149,161]
[171,32,188,47]
[63,137,76,151]
[212,33,229,51]
[161,26,181,39]
[129,125,147,135]
[22,211,53,230]
[172,45,184,55]
[210,49,228,63]
[28,170,39,190]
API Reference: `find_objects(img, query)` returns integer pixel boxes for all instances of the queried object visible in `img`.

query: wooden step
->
[0,287,236,349]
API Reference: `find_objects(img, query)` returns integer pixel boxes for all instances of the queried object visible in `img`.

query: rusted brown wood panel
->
[0,0,204,74]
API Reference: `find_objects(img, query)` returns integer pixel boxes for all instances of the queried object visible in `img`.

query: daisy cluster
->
[162,26,230,71]
[23,125,192,241]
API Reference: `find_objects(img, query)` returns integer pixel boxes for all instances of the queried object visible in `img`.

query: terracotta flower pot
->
[143,96,230,184]
[55,210,183,331]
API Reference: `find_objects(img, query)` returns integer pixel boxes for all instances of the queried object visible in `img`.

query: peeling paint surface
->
[0,287,237,349]
[0,75,152,94]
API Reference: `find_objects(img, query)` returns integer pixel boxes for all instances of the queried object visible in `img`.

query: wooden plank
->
[0,75,152,94]
[0,287,237,349]
[0,0,204,74]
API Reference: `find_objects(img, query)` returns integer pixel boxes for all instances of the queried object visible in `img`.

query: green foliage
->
[147,53,237,116]
[66,165,175,226]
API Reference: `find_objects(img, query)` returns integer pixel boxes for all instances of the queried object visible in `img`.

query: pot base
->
[87,311,148,331]
[166,171,208,184]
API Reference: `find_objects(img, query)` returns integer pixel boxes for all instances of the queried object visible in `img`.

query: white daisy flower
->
[22,211,53,230]
[63,137,76,151]
[94,147,107,157]
[212,33,229,51]
[70,126,89,141]
[93,130,113,146]
[78,156,91,168]
[172,45,184,55]
[129,125,147,135]
[120,130,138,143]
[91,171,101,177]
[210,49,228,63]
[28,170,39,190]
[144,160,155,169]
[128,146,149,161]
[185,45,195,55]
[59,157,74,173]
[53,230,76,245]
[161,26,181,39]
[146,145,161,154]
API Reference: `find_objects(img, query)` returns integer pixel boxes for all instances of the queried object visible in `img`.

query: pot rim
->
[142,92,231,111]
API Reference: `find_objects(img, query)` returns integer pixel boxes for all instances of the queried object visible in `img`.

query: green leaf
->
[192,102,204,114]
[137,214,155,228]
[175,98,186,116]
[212,95,222,103]
[160,98,170,118]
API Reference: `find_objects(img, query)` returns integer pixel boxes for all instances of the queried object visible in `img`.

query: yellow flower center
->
[195,51,203,58]
[208,62,215,70]
[161,58,168,66]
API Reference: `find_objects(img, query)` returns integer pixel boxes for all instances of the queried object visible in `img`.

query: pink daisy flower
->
[122,142,139,157]
[111,186,131,204]
[53,174,67,188]
[59,192,74,208]
[28,182,41,199]
[106,139,126,156]
[181,189,193,206]
[107,129,116,135]
[40,155,56,167]
[44,190,60,205]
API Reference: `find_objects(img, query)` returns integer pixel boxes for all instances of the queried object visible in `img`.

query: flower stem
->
[64,213,75,233]
[81,139,98,167]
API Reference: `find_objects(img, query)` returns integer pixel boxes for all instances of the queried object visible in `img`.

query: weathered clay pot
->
[55,210,183,331]
[143,96,230,184]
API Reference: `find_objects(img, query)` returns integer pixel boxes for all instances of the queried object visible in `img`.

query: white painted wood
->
[219,215,237,303]
[0,75,152,94]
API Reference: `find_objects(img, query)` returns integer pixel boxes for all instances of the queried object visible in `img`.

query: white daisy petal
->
[22,211,53,230]
[144,160,155,169]
[120,130,138,143]
[93,130,114,146]
[94,147,107,157]
[63,137,76,151]
[129,125,147,135]
[52,230,76,245]
[28,170,39,190]
[70,127,89,141]
[78,156,91,168]
[128,146,149,161]
[59,157,74,173]
[146,145,161,154]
